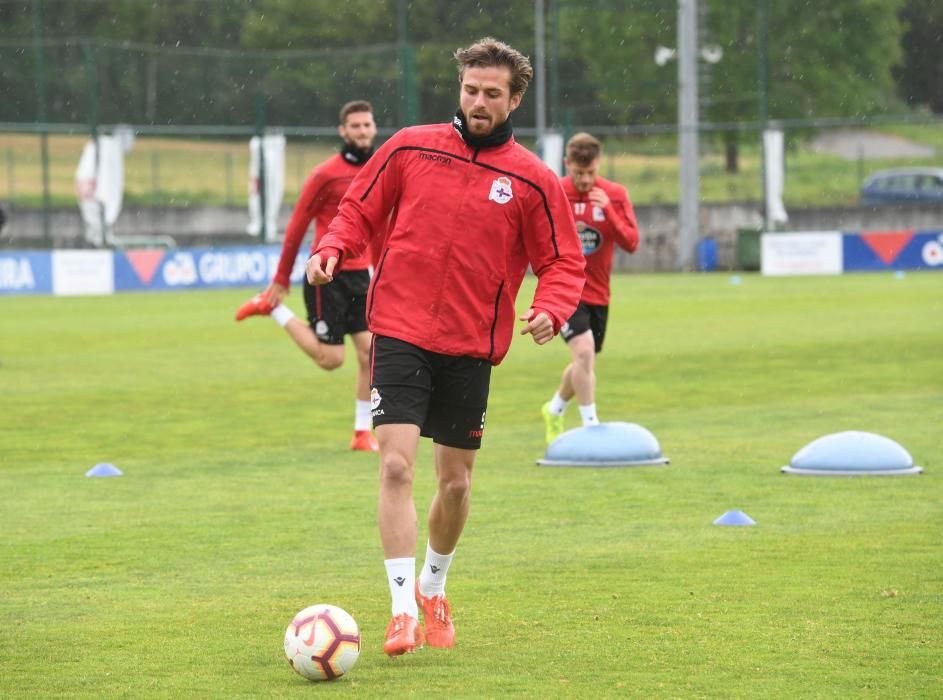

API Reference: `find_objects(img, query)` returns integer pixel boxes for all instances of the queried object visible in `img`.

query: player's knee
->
[574,346,595,369]
[316,349,345,371]
[438,472,471,504]
[380,452,414,485]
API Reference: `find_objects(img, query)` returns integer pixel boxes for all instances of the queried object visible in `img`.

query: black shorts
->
[369,335,492,450]
[560,302,609,353]
[303,269,370,345]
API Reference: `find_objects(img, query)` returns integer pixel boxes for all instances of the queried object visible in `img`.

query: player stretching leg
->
[542,132,640,443]
[236,101,380,452]
[307,39,584,656]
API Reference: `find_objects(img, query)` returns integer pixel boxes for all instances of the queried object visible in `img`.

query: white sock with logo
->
[355,400,372,431]
[579,403,600,426]
[270,304,294,328]
[548,391,569,416]
[384,557,418,618]
[418,542,454,598]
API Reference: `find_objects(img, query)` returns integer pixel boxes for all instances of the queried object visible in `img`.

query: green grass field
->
[2,273,941,698]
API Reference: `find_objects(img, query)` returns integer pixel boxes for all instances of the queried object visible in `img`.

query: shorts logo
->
[468,411,486,439]
[488,176,513,205]
[370,387,381,410]
[315,320,329,338]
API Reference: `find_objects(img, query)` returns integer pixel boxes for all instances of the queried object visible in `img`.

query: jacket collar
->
[341,141,373,165]
[452,108,513,149]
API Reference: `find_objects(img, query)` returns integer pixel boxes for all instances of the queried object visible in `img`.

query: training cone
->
[713,510,756,526]
[86,463,123,477]
[537,422,669,468]
[781,431,922,477]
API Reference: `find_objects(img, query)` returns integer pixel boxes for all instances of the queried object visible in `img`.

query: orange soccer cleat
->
[350,430,379,452]
[234,293,274,321]
[383,614,423,657]
[416,582,455,648]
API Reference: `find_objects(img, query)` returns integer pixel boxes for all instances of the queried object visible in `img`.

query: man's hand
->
[587,186,610,209]
[263,281,288,306]
[306,254,337,285]
[519,308,555,345]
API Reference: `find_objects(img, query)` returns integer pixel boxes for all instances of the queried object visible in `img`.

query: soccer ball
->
[283,604,361,681]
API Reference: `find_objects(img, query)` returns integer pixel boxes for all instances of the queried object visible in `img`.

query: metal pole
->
[534,0,547,156]
[677,0,699,270]
[757,0,770,230]
[549,0,560,128]
[397,0,417,125]
[255,91,267,243]
[32,0,51,245]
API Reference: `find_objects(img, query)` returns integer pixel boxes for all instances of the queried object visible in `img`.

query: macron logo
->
[430,565,440,574]
[393,576,406,587]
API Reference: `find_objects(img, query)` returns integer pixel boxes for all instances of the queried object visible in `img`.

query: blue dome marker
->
[86,463,123,477]
[537,422,669,468]
[713,510,756,526]
[781,431,922,477]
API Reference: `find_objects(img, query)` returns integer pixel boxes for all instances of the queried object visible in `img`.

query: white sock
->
[418,542,454,598]
[548,391,569,416]
[384,558,418,618]
[355,400,372,432]
[270,304,294,327]
[579,403,600,426]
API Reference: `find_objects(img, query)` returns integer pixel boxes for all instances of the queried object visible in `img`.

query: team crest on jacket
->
[488,176,513,205]
[576,220,602,255]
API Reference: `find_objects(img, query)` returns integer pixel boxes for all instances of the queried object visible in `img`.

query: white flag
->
[75,131,134,246]
[247,134,286,239]
[763,129,788,226]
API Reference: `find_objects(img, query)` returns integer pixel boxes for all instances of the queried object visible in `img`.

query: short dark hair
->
[566,132,602,166]
[453,37,533,97]
[339,100,373,125]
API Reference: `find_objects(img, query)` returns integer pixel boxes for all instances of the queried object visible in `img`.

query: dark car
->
[859,167,943,205]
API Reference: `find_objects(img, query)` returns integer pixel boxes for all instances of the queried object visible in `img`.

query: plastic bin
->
[696,237,717,271]
[736,228,762,271]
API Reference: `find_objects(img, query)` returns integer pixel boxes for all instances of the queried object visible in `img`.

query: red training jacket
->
[315,122,585,365]
[273,152,372,288]
[561,175,639,306]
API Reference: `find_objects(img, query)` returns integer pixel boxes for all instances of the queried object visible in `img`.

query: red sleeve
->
[273,167,327,287]
[523,172,585,334]
[314,132,403,271]
[603,183,639,254]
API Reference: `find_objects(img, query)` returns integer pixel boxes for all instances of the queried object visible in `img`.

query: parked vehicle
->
[859,167,943,205]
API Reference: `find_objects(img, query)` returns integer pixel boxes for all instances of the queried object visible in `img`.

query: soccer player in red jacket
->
[235,101,380,452]
[541,132,640,443]
[306,38,585,656]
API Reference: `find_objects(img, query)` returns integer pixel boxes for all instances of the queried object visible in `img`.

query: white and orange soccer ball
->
[283,604,361,681]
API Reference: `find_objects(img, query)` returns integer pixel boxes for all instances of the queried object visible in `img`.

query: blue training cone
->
[86,463,123,477]
[713,510,755,526]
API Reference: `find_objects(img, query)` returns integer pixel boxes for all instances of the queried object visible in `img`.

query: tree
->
[896,0,943,112]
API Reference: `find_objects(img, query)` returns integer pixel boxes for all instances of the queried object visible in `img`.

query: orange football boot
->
[234,293,274,321]
[383,614,423,657]
[350,430,379,452]
[416,582,455,648]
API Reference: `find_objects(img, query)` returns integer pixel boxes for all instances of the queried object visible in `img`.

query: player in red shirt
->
[541,132,639,443]
[235,101,380,452]
[307,38,584,657]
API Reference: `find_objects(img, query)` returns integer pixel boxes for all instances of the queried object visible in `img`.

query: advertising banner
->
[113,245,307,292]
[0,251,53,296]
[761,232,843,276]
[52,250,115,295]
[843,230,943,271]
